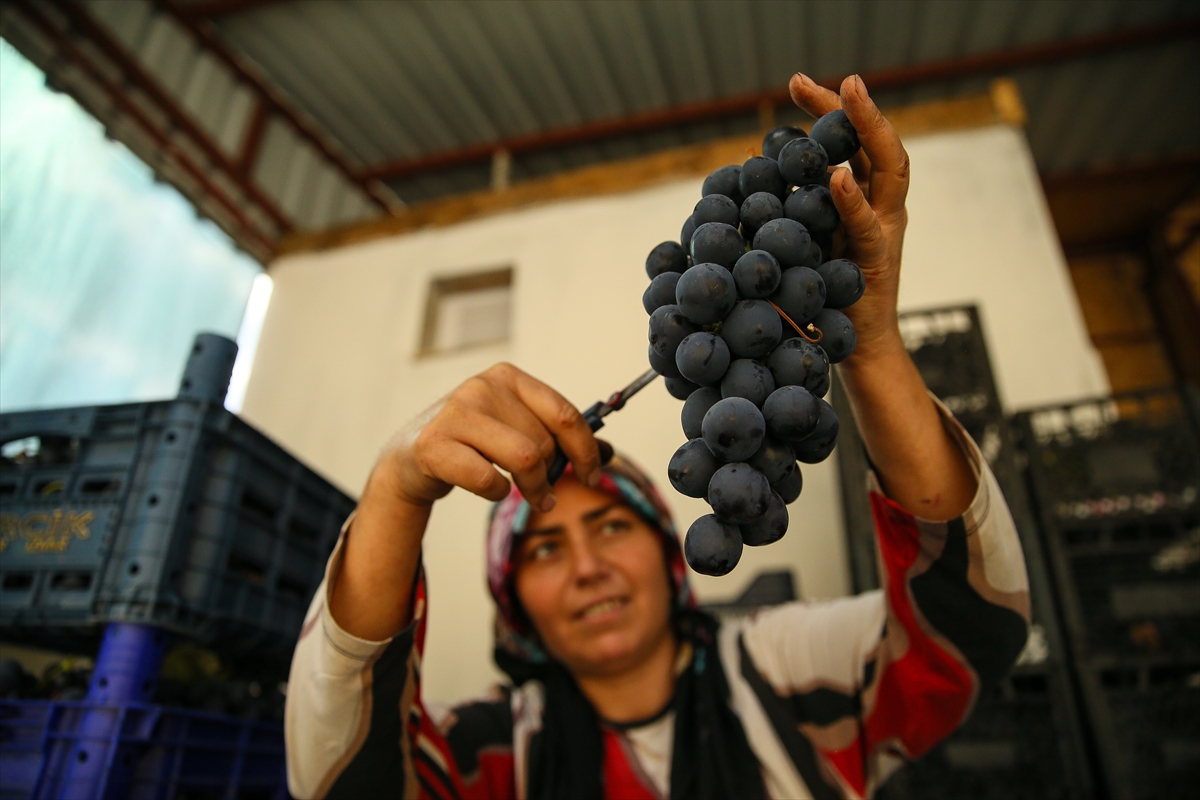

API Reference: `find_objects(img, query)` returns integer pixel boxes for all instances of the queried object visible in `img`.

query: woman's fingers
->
[506,367,601,488]
[788,72,841,118]
[840,75,910,216]
[416,435,512,502]
[490,387,558,464]
[790,73,873,188]
[830,168,888,266]
[442,409,558,509]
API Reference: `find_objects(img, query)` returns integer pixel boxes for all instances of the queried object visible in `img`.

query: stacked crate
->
[1016,388,1200,800]
[0,334,355,799]
[834,305,1094,799]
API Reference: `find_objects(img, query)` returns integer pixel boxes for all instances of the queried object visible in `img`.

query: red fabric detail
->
[822,743,867,798]
[821,493,978,797]
[459,751,518,800]
[865,492,975,754]
[602,729,660,800]
[415,758,455,800]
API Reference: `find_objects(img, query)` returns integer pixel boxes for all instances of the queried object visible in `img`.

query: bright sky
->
[0,38,262,412]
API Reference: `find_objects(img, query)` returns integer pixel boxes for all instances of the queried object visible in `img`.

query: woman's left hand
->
[788,73,910,362]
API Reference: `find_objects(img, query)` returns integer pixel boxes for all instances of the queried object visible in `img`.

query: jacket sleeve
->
[732,399,1031,799]
[283,517,473,800]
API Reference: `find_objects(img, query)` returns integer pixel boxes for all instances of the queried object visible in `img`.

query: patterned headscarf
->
[485,454,695,664]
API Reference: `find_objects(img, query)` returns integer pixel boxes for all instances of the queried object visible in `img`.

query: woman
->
[285,74,1031,799]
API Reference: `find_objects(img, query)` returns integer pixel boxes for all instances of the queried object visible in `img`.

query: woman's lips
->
[576,596,630,621]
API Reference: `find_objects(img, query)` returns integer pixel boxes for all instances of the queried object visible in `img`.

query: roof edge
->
[276,81,1023,260]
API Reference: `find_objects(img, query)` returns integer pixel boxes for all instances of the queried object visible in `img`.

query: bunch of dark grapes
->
[643,111,865,576]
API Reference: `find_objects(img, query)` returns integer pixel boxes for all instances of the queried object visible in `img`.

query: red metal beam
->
[845,16,1200,92]
[237,98,268,178]
[155,0,394,211]
[47,0,292,231]
[174,0,288,19]
[10,0,278,257]
[364,16,1200,183]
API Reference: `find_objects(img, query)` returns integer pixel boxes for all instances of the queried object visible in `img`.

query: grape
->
[681,216,697,251]
[676,332,731,386]
[816,259,865,308]
[770,267,826,327]
[784,185,838,237]
[740,492,788,546]
[732,250,782,300]
[752,218,811,269]
[685,515,742,576]
[792,398,839,464]
[664,376,700,401]
[690,222,745,270]
[766,337,830,397]
[675,263,737,325]
[762,125,807,160]
[648,344,683,379]
[720,359,776,408]
[668,439,721,498]
[720,300,783,360]
[702,165,744,207]
[649,130,859,563]
[771,466,803,504]
[812,307,856,363]
[811,231,833,263]
[739,156,787,200]
[809,109,860,165]
[701,397,765,462]
[708,462,771,523]
[681,386,722,439]
[648,304,697,357]
[693,194,740,228]
[643,272,681,314]
[803,240,824,268]
[777,137,829,186]
[739,192,783,239]
[646,241,687,279]
[762,385,819,440]
[748,436,796,484]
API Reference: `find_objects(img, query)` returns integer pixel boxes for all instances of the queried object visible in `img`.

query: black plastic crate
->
[880,660,1091,800]
[1048,514,1200,660]
[0,335,354,663]
[1017,389,1200,522]
[835,305,1094,798]
[1016,389,1200,663]
[1074,654,1200,800]
[898,305,1002,422]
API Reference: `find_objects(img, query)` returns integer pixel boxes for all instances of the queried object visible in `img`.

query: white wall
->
[242,123,1107,705]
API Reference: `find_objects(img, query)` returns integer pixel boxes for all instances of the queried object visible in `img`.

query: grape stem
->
[767,300,823,343]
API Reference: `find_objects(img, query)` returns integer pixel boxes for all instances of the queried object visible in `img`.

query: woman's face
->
[514,475,675,678]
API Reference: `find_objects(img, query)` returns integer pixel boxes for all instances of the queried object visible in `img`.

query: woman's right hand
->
[329,363,602,641]
[374,362,603,514]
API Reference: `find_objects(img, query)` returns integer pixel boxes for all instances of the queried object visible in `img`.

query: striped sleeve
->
[724,401,1031,799]
[283,520,516,799]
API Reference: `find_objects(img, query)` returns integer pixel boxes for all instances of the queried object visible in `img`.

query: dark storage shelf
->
[0,397,354,663]
[0,698,287,799]
[879,660,1091,800]
[838,305,1096,799]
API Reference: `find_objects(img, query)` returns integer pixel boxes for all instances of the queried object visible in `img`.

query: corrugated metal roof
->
[200,0,1198,204]
[3,0,1197,249]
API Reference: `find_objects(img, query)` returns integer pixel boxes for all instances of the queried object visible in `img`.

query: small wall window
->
[419,268,513,356]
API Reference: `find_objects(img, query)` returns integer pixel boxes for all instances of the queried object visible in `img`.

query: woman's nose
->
[570,537,609,584]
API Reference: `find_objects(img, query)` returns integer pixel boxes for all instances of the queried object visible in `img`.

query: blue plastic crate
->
[0,336,356,663]
[0,699,288,799]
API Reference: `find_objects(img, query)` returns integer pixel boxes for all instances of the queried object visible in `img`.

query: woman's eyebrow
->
[523,503,622,537]
[582,502,621,523]
[522,524,564,538]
